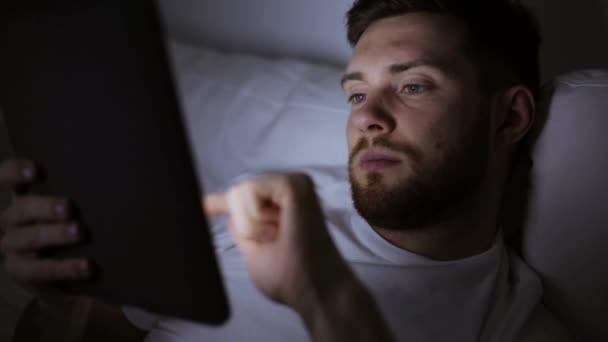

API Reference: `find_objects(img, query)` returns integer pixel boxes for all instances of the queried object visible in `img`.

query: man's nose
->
[351,96,396,137]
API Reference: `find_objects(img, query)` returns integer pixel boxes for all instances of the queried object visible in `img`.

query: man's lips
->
[358,151,402,171]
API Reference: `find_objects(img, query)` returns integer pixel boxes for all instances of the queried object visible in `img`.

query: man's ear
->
[495,85,536,148]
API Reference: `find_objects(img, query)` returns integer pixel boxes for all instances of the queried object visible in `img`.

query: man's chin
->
[353,169,408,189]
[350,183,406,230]
[349,170,443,231]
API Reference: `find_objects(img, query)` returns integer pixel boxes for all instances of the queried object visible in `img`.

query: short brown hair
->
[346,0,542,98]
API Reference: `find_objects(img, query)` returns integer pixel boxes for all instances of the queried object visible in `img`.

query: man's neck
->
[372,190,500,261]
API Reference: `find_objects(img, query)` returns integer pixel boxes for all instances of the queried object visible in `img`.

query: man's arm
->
[13,295,146,342]
[205,173,395,342]
[296,271,394,342]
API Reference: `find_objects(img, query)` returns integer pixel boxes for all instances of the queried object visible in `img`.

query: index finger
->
[203,192,229,217]
[0,159,36,188]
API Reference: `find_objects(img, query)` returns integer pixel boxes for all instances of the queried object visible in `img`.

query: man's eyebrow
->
[340,71,364,88]
[341,59,451,88]
[388,59,449,74]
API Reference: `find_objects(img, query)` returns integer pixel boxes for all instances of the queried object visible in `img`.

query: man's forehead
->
[344,13,468,78]
[348,40,430,68]
[366,12,464,39]
[345,40,456,78]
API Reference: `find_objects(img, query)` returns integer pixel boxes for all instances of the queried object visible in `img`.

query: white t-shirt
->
[124,168,573,342]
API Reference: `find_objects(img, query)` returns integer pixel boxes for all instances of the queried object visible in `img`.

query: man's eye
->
[348,93,367,104]
[402,84,428,94]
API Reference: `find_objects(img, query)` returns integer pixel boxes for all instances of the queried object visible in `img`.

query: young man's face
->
[344,13,493,230]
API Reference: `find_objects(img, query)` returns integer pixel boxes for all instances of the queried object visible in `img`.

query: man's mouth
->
[359,151,402,171]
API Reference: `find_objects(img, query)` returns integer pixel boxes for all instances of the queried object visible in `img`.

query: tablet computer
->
[0,1,230,325]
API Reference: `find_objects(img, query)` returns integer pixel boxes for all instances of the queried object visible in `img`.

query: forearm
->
[297,274,395,342]
[13,295,146,342]
[13,295,90,341]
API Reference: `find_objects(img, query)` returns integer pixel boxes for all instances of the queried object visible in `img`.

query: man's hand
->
[204,173,395,342]
[204,173,347,310]
[0,159,144,342]
[0,159,89,287]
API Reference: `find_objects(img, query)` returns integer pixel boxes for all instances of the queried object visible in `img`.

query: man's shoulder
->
[501,246,577,342]
[515,301,577,342]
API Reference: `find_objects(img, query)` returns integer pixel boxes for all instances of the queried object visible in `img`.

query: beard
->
[349,108,490,231]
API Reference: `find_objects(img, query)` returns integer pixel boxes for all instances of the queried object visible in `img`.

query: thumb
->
[226,184,279,242]
[203,192,229,217]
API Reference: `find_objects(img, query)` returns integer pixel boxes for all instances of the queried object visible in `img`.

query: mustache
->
[349,138,422,164]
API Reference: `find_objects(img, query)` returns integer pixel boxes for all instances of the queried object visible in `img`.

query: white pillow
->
[167,40,350,192]
[522,69,608,341]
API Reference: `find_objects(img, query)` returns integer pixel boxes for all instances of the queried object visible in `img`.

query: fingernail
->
[79,261,89,277]
[54,202,67,217]
[68,224,79,238]
[22,167,34,180]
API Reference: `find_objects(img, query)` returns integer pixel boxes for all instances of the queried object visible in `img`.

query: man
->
[0,0,574,341]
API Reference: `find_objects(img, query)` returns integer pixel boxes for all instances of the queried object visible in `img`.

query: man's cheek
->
[346,129,359,156]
